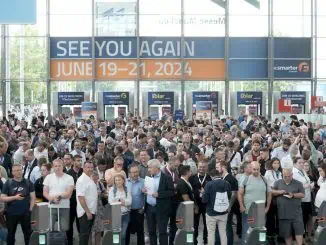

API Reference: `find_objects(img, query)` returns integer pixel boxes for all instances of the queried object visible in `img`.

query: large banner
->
[50,37,225,81]
[0,0,36,24]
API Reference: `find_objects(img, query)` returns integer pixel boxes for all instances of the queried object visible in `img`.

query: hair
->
[266,157,281,171]
[217,160,228,170]
[39,157,48,166]
[283,167,293,174]
[114,145,124,155]
[183,149,192,156]
[25,149,34,157]
[97,158,107,166]
[12,163,22,169]
[53,158,64,166]
[293,157,302,165]
[242,161,251,169]
[114,156,124,163]
[252,139,261,146]
[318,163,326,177]
[41,163,52,172]
[226,141,235,148]
[198,159,208,166]
[74,154,82,160]
[179,165,191,176]
[64,153,73,159]
[128,163,140,172]
[282,138,291,146]
[148,159,161,169]
[155,151,164,159]
[113,173,128,198]
[39,141,48,148]
[176,154,184,163]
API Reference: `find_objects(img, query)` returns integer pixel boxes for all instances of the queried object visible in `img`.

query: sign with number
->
[50,37,225,81]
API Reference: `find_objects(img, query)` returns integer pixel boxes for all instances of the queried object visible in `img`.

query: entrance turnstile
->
[29,202,50,245]
[102,203,121,245]
[244,200,267,245]
[314,201,326,245]
[174,201,194,245]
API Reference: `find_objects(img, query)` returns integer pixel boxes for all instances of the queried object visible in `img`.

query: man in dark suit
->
[145,159,174,245]
[0,136,12,177]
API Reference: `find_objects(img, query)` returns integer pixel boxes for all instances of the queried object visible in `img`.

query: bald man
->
[238,161,272,245]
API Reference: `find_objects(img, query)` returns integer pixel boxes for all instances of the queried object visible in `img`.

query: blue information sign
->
[192,92,218,105]
[148,92,174,105]
[237,92,262,105]
[174,110,185,121]
[274,60,311,79]
[103,92,129,105]
[281,91,306,104]
[58,92,84,105]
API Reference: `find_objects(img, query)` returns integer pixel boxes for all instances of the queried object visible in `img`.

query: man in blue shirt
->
[126,163,145,245]
[144,159,174,245]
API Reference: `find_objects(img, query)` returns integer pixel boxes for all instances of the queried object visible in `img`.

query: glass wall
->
[1,0,326,118]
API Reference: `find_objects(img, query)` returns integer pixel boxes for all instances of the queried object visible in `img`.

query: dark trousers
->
[215,212,233,245]
[194,207,208,245]
[78,213,95,245]
[169,202,178,245]
[126,209,145,245]
[146,205,169,245]
[266,201,278,237]
[67,202,80,245]
[6,213,31,245]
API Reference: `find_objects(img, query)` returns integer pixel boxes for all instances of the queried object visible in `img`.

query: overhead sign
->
[237,92,262,105]
[174,110,185,121]
[103,92,129,105]
[81,102,97,119]
[274,60,311,79]
[196,101,212,123]
[0,0,36,24]
[50,37,225,81]
[281,91,306,104]
[58,92,84,105]
[148,92,174,105]
[192,92,218,105]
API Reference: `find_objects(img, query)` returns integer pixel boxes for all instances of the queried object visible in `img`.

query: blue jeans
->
[215,212,233,245]
[241,213,249,245]
[121,213,130,245]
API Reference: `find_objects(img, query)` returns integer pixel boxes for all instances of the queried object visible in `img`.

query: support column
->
[224,0,230,115]
[91,0,96,102]
[267,0,274,120]
[313,0,317,97]
[1,25,6,118]
[46,0,52,120]
[180,0,185,111]
[136,0,140,117]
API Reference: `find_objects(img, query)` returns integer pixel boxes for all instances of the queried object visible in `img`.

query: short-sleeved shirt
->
[43,173,74,208]
[223,173,238,192]
[239,175,271,213]
[273,178,305,220]
[3,178,34,215]
[76,173,98,218]
[176,178,194,204]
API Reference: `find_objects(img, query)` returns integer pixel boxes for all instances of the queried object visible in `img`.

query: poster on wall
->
[81,102,97,119]
[195,101,212,123]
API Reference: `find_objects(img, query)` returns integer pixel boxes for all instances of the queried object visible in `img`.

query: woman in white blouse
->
[109,174,132,245]
[292,157,313,243]
[264,158,282,240]
[315,163,326,209]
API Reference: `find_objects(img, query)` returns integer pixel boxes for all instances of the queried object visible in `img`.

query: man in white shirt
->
[271,138,291,164]
[76,161,98,245]
[43,158,74,231]
[13,141,30,164]
[159,131,172,151]
[200,136,215,159]
[227,141,242,170]
[33,141,48,161]
[23,149,41,184]
[70,140,86,165]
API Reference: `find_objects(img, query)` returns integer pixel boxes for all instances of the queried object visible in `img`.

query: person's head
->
[206,136,213,146]
[282,138,291,152]
[251,161,260,177]
[74,155,82,168]
[260,147,269,160]
[216,160,228,176]
[119,140,128,151]
[67,129,75,139]
[252,140,261,153]
[182,149,192,160]
[114,145,124,157]
[83,161,94,177]
[198,160,208,175]
[283,168,293,184]
[215,147,226,161]
[182,133,191,144]
[179,165,192,179]
[0,136,8,155]
[177,142,184,152]
[113,174,126,188]
[139,150,149,164]
[41,163,52,178]
[63,153,73,167]
[24,149,35,162]
[12,164,23,179]
[168,151,175,161]
[97,141,105,152]
[269,158,281,171]
[97,158,107,172]
[167,156,177,171]
[129,163,140,181]
[148,159,161,176]
[303,161,310,173]
[99,127,106,137]
[74,140,82,151]
[155,152,165,163]
[318,163,326,179]
[53,159,64,176]
[294,157,304,171]
[91,171,99,183]
[113,156,124,170]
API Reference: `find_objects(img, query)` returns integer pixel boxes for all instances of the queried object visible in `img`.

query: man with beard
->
[244,139,261,162]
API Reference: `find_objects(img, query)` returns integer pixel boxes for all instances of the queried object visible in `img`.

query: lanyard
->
[166,167,175,182]
[198,174,207,187]
[272,170,280,180]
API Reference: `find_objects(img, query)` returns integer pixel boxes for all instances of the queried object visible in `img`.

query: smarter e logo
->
[298,62,309,73]
[120,93,127,99]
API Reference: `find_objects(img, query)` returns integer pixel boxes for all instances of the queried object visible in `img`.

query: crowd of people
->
[0,111,325,245]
